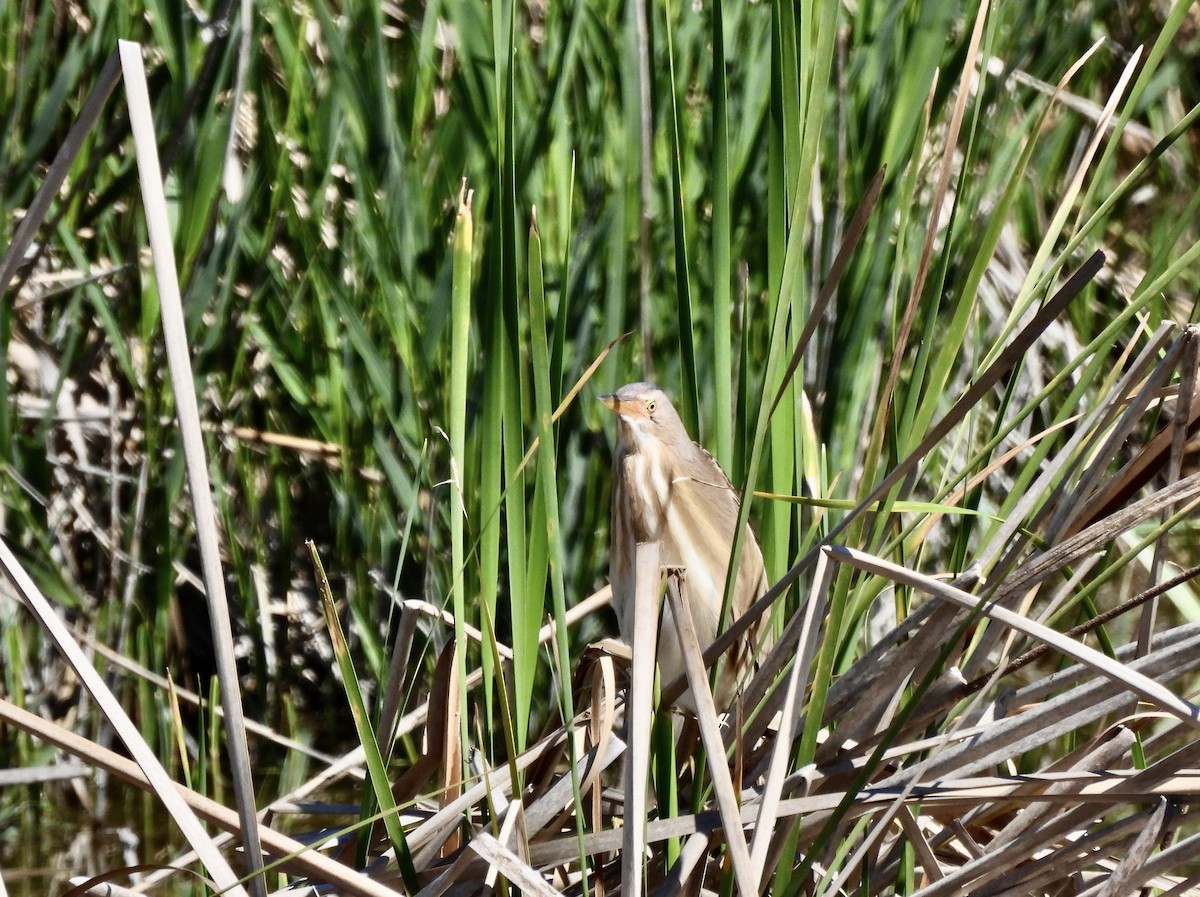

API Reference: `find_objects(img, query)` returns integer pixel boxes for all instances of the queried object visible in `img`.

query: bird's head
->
[599,382,688,454]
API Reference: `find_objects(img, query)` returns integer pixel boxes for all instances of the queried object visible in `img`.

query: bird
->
[600,382,770,709]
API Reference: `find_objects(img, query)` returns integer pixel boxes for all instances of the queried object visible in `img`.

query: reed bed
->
[1,0,1200,894]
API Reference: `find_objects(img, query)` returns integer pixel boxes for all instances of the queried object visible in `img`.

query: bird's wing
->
[673,442,770,621]
[672,443,739,494]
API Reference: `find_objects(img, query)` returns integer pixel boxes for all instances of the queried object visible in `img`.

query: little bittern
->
[600,382,769,708]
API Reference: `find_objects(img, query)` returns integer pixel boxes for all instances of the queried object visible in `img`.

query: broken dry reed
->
[120,40,266,895]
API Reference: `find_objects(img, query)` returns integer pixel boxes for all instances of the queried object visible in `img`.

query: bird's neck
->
[616,443,673,540]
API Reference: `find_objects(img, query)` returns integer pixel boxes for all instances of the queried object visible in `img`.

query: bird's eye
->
[645,400,657,413]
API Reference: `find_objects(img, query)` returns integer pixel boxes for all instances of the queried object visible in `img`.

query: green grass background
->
[2,0,1200,889]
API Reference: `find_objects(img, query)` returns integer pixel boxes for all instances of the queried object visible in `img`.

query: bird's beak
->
[601,394,648,421]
